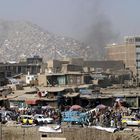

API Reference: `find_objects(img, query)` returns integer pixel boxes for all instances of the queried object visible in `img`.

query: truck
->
[61,111,89,126]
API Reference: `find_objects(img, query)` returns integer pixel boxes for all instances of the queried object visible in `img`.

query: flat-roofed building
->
[106,36,140,77]
[83,60,124,72]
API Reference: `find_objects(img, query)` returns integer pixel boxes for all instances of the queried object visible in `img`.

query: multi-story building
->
[2,55,43,76]
[38,58,126,87]
[45,58,124,74]
[106,36,140,77]
[0,56,44,86]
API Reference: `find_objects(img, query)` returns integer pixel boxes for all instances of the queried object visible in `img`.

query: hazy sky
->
[0,0,140,42]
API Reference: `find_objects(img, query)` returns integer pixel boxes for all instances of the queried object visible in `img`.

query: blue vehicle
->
[61,111,89,125]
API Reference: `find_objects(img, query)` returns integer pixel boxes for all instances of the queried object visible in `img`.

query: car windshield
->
[35,115,43,117]
[124,117,137,121]
[25,117,32,119]
[131,118,136,121]
[21,116,32,119]
[43,116,48,118]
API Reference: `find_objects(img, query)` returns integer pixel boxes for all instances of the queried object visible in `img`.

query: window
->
[135,37,140,42]
[136,45,140,48]
[136,48,140,52]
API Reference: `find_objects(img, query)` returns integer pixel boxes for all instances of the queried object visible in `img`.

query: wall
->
[1,126,140,140]
[106,44,136,75]
[38,74,47,86]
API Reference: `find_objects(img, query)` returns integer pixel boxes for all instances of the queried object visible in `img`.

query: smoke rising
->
[83,14,118,60]
[71,0,119,60]
[0,0,119,60]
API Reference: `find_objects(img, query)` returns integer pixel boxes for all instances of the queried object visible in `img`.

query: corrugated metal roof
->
[64,92,80,97]
[46,87,66,92]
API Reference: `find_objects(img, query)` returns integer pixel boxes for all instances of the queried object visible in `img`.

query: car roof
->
[122,116,135,119]
[20,115,33,117]
[34,114,44,116]
[0,110,12,113]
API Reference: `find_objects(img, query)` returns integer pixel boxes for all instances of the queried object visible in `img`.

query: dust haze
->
[69,0,119,60]
[0,0,120,60]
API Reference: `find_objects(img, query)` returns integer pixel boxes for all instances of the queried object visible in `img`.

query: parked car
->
[19,115,34,125]
[34,114,53,125]
[121,116,140,127]
[0,110,16,123]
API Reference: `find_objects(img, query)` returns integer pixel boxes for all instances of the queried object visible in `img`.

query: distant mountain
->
[0,20,90,62]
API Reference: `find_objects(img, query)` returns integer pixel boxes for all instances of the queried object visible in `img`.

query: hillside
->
[0,20,90,62]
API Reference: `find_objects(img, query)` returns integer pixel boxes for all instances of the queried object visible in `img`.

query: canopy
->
[70,105,82,110]
[96,104,106,110]
[25,100,38,105]
[64,92,80,98]
[46,87,65,92]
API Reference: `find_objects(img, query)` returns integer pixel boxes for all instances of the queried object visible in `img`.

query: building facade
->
[106,36,140,77]
[0,56,43,86]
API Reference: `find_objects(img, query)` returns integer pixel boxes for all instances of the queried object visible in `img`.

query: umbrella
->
[70,105,82,110]
[96,104,106,110]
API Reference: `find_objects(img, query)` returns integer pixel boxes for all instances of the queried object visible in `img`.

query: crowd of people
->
[78,99,140,129]
[85,107,127,128]
[0,99,140,129]
[0,106,62,125]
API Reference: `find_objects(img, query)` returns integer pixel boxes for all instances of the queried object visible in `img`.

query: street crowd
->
[0,106,62,125]
[82,99,140,128]
[0,99,140,129]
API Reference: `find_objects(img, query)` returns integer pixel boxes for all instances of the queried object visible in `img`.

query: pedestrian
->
[111,119,114,128]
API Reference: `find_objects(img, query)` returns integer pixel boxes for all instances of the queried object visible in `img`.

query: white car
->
[34,114,53,125]
[122,116,140,127]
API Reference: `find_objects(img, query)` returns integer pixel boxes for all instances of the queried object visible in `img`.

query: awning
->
[80,95,112,100]
[78,84,93,89]
[25,100,38,105]
[80,95,95,100]
[70,105,82,110]
[46,87,65,92]
[64,92,80,98]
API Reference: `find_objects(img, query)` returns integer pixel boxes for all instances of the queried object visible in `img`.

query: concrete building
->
[0,66,7,86]
[26,55,43,64]
[83,60,124,72]
[0,56,43,86]
[0,56,43,75]
[38,72,84,87]
[37,58,127,87]
[26,72,37,84]
[106,36,140,77]
[46,60,62,73]
[46,58,125,74]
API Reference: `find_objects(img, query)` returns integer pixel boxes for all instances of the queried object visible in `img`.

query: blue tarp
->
[61,111,87,123]
[79,89,92,95]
